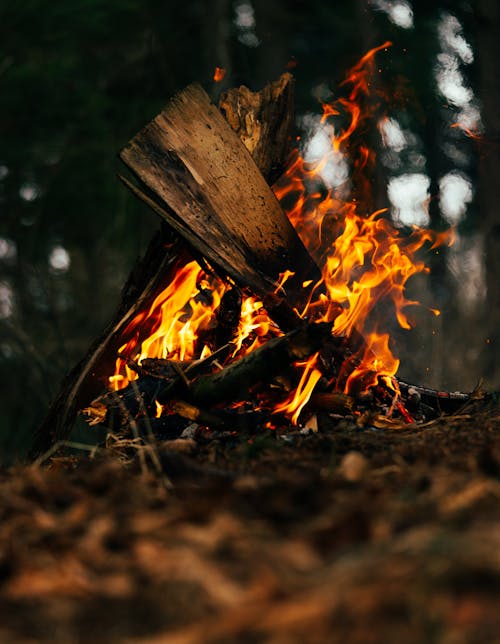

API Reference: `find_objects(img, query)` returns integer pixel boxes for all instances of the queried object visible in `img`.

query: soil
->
[2,407,500,643]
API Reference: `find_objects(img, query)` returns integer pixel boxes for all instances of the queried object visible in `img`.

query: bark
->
[219,73,295,185]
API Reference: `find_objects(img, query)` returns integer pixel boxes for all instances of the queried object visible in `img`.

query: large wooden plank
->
[120,83,320,308]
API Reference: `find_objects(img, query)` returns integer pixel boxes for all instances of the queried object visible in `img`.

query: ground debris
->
[2,410,500,642]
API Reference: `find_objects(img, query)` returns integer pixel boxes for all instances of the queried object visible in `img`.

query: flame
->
[110,261,280,389]
[110,261,226,389]
[274,353,322,424]
[340,41,392,98]
[232,296,281,356]
[213,67,226,82]
[155,400,164,418]
[319,212,453,337]
[451,122,483,141]
[107,42,453,425]
[344,332,399,394]
[273,41,453,402]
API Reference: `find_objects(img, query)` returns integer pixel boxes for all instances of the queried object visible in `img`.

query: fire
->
[213,67,226,82]
[108,43,453,425]
[232,296,280,356]
[155,401,164,418]
[451,122,483,141]
[271,42,453,414]
[319,211,451,337]
[274,353,322,424]
[110,261,280,390]
[344,332,400,394]
[111,261,225,390]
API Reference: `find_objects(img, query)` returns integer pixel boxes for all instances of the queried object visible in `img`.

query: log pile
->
[32,74,300,456]
[33,74,487,456]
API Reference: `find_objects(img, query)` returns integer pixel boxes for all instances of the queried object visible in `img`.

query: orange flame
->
[232,295,281,356]
[155,401,164,418]
[318,212,453,337]
[110,261,225,389]
[450,122,483,141]
[272,41,452,401]
[344,332,399,394]
[110,261,280,389]
[274,353,322,424]
[213,67,226,82]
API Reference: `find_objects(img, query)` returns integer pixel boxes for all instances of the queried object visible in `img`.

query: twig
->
[111,390,148,476]
[172,362,191,390]
[32,441,100,467]
[130,381,173,489]
[172,400,228,428]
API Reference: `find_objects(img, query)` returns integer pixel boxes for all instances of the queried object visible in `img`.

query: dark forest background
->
[1,0,499,457]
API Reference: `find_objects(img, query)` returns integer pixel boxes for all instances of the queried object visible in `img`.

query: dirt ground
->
[2,408,500,643]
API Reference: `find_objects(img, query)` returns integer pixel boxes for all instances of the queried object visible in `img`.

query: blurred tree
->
[475,0,500,387]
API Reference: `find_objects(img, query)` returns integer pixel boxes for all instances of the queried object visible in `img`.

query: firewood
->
[120,82,320,311]
[219,73,295,185]
[195,286,243,353]
[32,226,189,454]
[32,76,297,458]
[171,401,229,429]
[179,322,332,407]
[84,341,237,426]
[86,322,332,428]
[213,287,243,348]
[310,392,354,414]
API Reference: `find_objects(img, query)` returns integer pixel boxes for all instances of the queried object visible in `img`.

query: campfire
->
[33,44,485,455]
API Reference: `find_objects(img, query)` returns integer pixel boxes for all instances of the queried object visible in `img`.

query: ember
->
[213,66,226,82]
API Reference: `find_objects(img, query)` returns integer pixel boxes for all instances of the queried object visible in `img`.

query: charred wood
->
[396,380,491,416]
[32,228,189,457]
[186,322,332,407]
[309,392,354,415]
[196,287,243,353]
[87,322,332,428]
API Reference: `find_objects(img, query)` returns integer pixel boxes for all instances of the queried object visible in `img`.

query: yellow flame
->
[274,353,322,424]
[155,400,164,418]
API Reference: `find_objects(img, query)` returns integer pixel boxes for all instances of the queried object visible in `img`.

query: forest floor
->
[2,408,500,643]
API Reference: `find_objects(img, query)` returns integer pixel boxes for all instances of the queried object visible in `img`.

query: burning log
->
[119,81,320,311]
[32,74,303,457]
[31,227,190,456]
[86,321,333,429]
[185,322,332,406]
[196,287,243,352]
[309,392,354,415]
